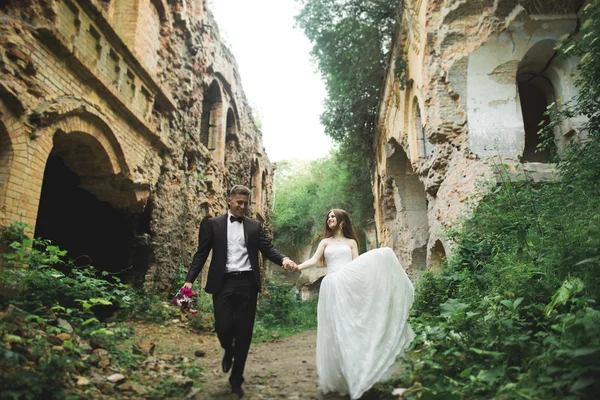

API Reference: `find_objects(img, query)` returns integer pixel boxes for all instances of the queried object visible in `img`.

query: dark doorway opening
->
[34,154,135,277]
[200,80,222,151]
[430,240,446,271]
[519,81,553,163]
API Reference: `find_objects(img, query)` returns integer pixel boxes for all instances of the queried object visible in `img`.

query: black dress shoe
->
[231,385,245,398]
[222,349,233,373]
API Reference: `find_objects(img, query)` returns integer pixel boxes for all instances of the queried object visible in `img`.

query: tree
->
[295,0,402,224]
[271,151,373,254]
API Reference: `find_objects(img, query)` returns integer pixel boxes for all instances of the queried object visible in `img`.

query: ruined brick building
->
[0,0,275,290]
[373,0,587,275]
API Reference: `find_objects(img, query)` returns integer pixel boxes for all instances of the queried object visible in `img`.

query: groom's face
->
[228,194,249,217]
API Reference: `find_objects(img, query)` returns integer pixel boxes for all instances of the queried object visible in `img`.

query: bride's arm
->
[350,240,359,260]
[297,240,327,271]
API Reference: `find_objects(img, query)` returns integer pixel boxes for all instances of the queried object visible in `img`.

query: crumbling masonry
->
[0,0,274,291]
[373,0,587,275]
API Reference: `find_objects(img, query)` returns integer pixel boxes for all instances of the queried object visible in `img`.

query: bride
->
[297,209,415,399]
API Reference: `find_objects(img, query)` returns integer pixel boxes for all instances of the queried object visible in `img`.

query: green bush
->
[124,291,178,323]
[0,304,82,400]
[0,226,144,398]
[1,229,136,331]
[391,157,600,399]
[253,279,318,342]
[257,279,302,326]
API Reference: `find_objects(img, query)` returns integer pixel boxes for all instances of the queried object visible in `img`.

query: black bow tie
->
[230,215,244,223]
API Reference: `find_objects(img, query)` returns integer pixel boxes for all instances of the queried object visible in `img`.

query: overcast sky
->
[208,0,333,162]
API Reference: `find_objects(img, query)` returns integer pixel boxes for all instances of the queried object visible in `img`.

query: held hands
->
[282,257,299,272]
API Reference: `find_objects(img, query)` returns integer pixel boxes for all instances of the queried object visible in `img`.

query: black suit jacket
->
[185,214,286,293]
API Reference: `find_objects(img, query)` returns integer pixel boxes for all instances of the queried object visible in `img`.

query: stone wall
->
[372,0,587,276]
[0,0,275,292]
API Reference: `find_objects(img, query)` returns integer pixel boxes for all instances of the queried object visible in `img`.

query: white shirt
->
[226,212,252,273]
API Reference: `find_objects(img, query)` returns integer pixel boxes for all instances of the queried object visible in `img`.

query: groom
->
[183,185,297,397]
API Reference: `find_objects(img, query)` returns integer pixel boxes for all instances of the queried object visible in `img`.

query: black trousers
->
[212,272,258,387]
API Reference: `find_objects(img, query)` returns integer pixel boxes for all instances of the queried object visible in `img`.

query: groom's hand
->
[183,282,193,289]
[282,257,291,271]
[282,257,298,272]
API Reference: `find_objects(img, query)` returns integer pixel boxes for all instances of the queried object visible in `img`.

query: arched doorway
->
[517,40,559,163]
[518,79,554,162]
[34,130,140,279]
[261,170,268,215]
[200,81,223,158]
[225,108,239,167]
[0,122,13,259]
[249,159,261,218]
[413,98,432,158]
[430,240,446,271]
[385,139,430,271]
[0,124,12,225]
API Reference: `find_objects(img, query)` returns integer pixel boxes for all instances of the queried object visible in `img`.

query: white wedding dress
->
[316,245,415,399]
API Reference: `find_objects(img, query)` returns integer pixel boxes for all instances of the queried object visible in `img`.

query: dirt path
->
[134,323,348,399]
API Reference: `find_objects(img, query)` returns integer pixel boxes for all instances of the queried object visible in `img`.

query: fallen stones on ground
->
[1,305,203,399]
[106,373,126,383]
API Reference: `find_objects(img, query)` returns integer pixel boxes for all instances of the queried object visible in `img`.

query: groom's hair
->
[230,185,251,197]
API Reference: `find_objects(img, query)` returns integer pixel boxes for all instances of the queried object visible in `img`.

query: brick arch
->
[213,73,242,112]
[29,111,148,276]
[53,128,119,177]
[201,80,225,162]
[44,116,125,175]
[3,102,136,231]
[0,95,27,229]
[30,101,131,178]
[19,109,139,228]
[224,102,241,133]
[249,159,262,215]
[0,120,13,227]
[225,107,240,167]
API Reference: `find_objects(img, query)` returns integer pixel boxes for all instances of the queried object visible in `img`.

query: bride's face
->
[327,212,338,230]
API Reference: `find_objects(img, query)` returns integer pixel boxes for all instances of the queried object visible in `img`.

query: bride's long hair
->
[319,209,360,265]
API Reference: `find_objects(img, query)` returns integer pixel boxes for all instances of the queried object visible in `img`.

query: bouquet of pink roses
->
[171,287,199,316]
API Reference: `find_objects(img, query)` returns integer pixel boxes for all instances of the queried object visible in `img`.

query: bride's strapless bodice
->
[324,244,353,274]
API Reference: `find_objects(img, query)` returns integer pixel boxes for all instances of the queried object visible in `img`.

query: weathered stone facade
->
[0,0,275,291]
[373,0,587,275]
